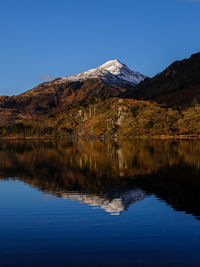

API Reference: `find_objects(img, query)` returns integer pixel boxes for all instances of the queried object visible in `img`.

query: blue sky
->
[0,0,200,95]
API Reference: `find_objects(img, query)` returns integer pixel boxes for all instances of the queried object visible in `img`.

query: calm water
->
[0,140,200,266]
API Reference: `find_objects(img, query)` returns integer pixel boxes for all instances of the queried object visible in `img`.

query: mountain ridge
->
[123,52,200,106]
[20,59,146,97]
[0,60,145,123]
[59,59,147,85]
[1,52,200,139]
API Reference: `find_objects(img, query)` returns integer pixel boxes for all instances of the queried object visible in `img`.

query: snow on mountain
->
[61,189,146,215]
[57,60,147,86]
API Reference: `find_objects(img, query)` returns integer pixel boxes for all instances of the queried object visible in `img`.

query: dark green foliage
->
[131,105,140,117]
[78,97,97,108]
[49,114,55,118]
[172,105,180,112]
[78,99,87,108]
[0,123,33,136]
[145,120,154,130]
[88,97,96,105]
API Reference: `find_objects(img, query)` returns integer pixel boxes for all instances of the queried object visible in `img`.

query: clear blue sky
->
[0,0,200,95]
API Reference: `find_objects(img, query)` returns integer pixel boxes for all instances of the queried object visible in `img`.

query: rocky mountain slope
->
[1,52,200,139]
[124,52,200,106]
[0,60,145,123]
[61,59,147,85]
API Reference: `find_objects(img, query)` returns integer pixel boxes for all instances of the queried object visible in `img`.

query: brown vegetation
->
[1,52,200,139]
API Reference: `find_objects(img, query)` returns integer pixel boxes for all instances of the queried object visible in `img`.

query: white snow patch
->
[55,60,147,86]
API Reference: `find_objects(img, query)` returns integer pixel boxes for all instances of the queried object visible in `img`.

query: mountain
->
[0,60,146,123]
[60,59,147,85]
[1,52,200,139]
[124,52,200,106]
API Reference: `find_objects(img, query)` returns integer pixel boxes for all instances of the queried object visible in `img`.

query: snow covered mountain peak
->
[97,59,147,84]
[59,60,147,86]
[98,59,124,71]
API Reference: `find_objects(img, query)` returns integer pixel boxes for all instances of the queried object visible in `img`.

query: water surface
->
[0,140,200,266]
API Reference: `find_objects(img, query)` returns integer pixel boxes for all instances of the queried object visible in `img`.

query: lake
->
[0,140,200,266]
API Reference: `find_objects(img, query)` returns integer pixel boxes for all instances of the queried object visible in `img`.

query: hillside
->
[124,52,200,106]
[0,53,200,139]
[0,60,145,124]
[1,96,200,139]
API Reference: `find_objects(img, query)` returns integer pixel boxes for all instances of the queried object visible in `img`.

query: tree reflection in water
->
[0,140,200,217]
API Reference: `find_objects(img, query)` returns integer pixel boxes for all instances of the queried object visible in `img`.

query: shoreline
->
[0,134,200,141]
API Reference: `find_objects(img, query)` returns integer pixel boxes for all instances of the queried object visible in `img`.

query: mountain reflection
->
[61,189,145,215]
[0,140,200,217]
